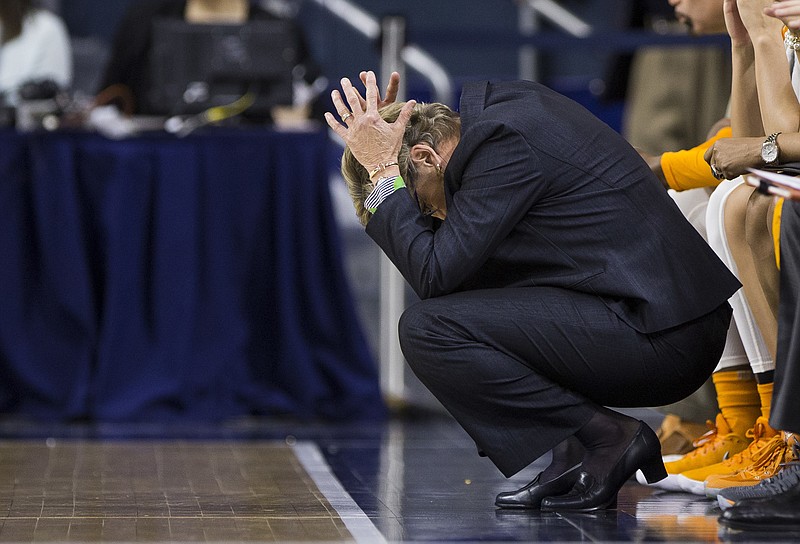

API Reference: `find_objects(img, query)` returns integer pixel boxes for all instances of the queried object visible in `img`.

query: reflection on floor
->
[0,410,797,542]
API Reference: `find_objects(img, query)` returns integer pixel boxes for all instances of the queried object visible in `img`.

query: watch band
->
[762,132,781,166]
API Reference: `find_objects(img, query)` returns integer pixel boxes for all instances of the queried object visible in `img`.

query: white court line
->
[293,442,387,544]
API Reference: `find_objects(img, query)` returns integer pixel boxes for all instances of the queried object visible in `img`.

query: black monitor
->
[146,18,299,119]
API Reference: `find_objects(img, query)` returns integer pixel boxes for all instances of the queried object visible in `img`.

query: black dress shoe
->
[540,421,666,513]
[495,464,582,509]
[718,479,800,532]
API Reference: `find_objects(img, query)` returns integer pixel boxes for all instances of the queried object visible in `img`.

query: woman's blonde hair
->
[341,101,460,226]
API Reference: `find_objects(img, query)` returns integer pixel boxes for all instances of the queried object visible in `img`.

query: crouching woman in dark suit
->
[325,72,741,512]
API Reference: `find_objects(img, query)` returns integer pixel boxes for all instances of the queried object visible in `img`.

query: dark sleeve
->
[365,124,546,299]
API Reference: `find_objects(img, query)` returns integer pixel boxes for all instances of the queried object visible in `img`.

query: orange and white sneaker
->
[703,430,796,498]
[637,413,750,492]
[716,435,800,510]
[674,417,781,495]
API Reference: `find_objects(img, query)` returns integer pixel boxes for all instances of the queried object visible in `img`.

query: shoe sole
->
[719,518,800,532]
[704,484,721,499]
[636,471,684,492]
[716,494,735,510]
[675,474,706,495]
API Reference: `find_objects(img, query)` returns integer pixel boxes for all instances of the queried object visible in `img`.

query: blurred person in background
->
[98,0,322,121]
[0,0,72,106]
[621,0,731,154]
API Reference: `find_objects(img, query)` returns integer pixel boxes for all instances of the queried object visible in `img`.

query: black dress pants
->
[398,286,731,477]
[774,200,800,434]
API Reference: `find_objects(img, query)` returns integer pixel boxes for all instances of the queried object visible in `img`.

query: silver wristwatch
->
[761,132,781,166]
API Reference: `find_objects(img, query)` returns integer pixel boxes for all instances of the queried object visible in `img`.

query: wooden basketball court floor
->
[0,410,796,543]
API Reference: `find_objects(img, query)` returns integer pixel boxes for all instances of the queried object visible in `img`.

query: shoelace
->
[736,435,788,478]
[765,442,800,488]
[722,443,800,499]
[743,461,800,495]
[686,421,722,458]
[718,422,770,468]
[746,421,766,442]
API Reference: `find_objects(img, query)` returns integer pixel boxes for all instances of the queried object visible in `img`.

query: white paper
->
[746,168,800,190]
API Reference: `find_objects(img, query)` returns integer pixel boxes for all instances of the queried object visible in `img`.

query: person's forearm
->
[662,125,732,190]
[769,131,800,163]
[753,33,800,133]
[730,44,763,137]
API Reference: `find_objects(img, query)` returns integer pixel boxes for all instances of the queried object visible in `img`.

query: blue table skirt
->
[0,128,385,423]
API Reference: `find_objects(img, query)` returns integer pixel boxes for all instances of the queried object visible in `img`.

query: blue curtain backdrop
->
[0,128,386,423]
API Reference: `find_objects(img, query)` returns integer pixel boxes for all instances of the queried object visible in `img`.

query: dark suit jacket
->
[366,80,740,334]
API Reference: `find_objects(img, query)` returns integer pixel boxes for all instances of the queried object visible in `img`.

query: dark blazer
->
[366,80,740,334]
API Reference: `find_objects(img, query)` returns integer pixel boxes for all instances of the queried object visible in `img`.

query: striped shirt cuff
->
[365,175,405,213]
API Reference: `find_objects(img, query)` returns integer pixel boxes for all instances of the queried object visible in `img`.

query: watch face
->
[764,142,779,163]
